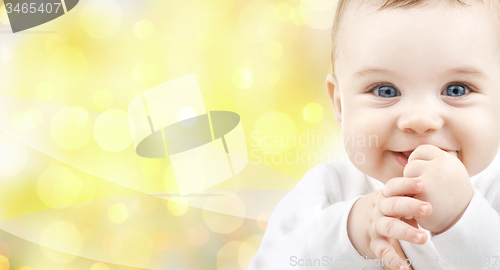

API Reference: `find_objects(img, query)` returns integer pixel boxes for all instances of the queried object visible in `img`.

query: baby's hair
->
[330,0,500,75]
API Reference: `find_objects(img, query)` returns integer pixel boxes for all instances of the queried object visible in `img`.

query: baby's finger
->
[407,144,442,162]
[371,238,408,270]
[403,160,427,179]
[383,177,423,197]
[376,216,428,245]
[379,196,432,218]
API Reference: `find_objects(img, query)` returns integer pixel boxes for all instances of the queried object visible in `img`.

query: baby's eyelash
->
[365,82,476,94]
[366,82,395,93]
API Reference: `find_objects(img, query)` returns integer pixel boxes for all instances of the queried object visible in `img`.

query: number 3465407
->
[5,2,62,14]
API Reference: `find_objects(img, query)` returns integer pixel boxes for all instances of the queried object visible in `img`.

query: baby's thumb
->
[446,150,458,157]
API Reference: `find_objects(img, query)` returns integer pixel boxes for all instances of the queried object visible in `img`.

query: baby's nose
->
[397,107,444,134]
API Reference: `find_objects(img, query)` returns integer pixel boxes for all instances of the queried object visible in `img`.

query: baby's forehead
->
[333,0,500,73]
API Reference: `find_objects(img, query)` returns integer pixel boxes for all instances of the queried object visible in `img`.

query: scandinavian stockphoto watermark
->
[289,255,499,268]
[249,130,379,168]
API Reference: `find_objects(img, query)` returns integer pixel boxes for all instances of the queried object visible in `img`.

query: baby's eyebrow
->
[352,66,489,80]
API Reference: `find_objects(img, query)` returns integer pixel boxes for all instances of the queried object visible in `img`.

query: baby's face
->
[327,1,500,183]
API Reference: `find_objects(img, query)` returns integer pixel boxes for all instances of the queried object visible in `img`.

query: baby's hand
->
[347,177,431,270]
[404,144,473,234]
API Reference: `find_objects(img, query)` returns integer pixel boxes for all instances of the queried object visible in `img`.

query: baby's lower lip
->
[392,151,408,167]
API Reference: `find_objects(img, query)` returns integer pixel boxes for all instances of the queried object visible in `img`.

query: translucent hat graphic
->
[128,74,248,195]
[4,0,79,33]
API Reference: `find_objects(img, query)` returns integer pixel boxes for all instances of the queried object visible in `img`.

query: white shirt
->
[249,155,500,270]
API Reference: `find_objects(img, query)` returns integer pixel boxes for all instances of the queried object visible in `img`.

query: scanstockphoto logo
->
[4,0,79,33]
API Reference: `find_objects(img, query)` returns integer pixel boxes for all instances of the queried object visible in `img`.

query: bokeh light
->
[0,255,8,270]
[93,89,113,110]
[166,200,189,216]
[193,0,235,18]
[232,69,253,89]
[239,1,281,42]
[203,192,245,234]
[50,107,92,150]
[0,132,27,178]
[46,47,88,89]
[109,229,152,267]
[94,109,132,152]
[40,220,82,263]
[80,0,122,40]
[133,20,155,40]
[37,166,83,208]
[150,231,169,252]
[108,203,129,224]
[140,158,163,177]
[303,102,324,123]
[253,111,297,154]
[188,225,210,247]
[90,262,110,270]
[0,5,9,25]
[35,81,57,102]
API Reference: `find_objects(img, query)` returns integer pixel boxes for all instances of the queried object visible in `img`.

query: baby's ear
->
[325,73,342,128]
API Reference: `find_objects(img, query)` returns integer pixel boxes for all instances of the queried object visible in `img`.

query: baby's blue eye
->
[374,85,400,98]
[442,84,468,97]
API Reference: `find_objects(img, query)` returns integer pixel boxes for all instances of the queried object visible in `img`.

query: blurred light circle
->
[37,166,82,208]
[163,165,178,191]
[108,203,129,224]
[133,63,159,84]
[301,0,337,12]
[203,192,245,234]
[0,255,8,270]
[194,0,235,18]
[80,0,122,39]
[17,267,32,270]
[93,89,113,110]
[166,200,189,216]
[150,231,169,252]
[299,4,336,29]
[238,242,256,270]
[263,40,283,60]
[273,3,293,22]
[239,1,281,42]
[12,107,44,132]
[133,20,155,40]
[140,158,162,177]
[256,210,272,231]
[0,6,9,25]
[303,103,324,123]
[90,262,109,270]
[109,229,152,267]
[94,109,132,152]
[51,107,92,150]
[46,47,88,89]
[40,220,82,263]
[0,242,10,258]
[188,225,210,247]
[177,107,197,127]
[253,111,297,154]
[217,241,245,270]
[36,81,56,102]
[291,6,304,26]
[0,132,27,177]
[232,69,253,89]
[45,34,66,53]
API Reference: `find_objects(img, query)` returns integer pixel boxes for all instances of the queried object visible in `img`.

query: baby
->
[249,0,500,269]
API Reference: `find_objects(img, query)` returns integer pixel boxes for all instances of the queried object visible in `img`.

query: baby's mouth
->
[401,150,413,159]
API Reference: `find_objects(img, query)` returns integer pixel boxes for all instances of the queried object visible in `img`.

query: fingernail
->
[420,205,428,214]
[415,181,422,189]
[415,232,425,242]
